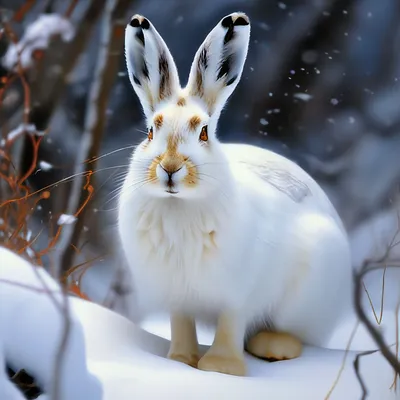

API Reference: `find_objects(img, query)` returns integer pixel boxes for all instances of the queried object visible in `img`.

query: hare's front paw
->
[167,314,199,368]
[197,312,247,376]
[246,331,302,361]
[198,353,246,376]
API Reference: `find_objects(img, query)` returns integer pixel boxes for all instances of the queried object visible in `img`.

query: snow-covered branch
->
[2,14,74,72]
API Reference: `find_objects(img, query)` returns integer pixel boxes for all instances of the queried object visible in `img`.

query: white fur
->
[118,12,353,348]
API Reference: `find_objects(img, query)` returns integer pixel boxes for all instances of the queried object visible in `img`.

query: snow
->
[57,214,77,225]
[7,124,38,141]
[74,299,399,400]
[0,343,25,400]
[294,92,314,101]
[0,247,102,399]
[38,161,53,171]
[1,247,399,399]
[2,14,74,71]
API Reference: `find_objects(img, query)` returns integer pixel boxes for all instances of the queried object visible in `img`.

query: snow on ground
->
[73,297,399,400]
[0,247,102,399]
[1,246,399,399]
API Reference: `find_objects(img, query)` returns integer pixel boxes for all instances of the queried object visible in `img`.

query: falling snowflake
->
[57,214,77,225]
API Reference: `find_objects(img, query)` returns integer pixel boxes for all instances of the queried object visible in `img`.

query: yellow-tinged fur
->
[154,114,164,130]
[177,97,186,106]
[188,115,201,131]
[246,331,302,361]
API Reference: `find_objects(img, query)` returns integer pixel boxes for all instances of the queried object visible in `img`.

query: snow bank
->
[0,342,25,400]
[2,14,74,71]
[72,297,399,400]
[1,246,398,399]
[0,247,102,399]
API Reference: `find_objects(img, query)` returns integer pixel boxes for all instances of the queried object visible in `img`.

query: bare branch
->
[390,301,400,392]
[28,0,108,129]
[353,219,400,375]
[64,0,79,18]
[52,0,131,275]
[13,0,37,23]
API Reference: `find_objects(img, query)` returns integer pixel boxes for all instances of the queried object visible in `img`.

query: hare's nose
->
[159,164,183,185]
[160,163,182,177]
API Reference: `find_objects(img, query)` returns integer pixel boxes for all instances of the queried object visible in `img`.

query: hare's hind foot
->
[246,331,302,361]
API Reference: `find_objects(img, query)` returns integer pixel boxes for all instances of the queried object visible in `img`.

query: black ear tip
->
[234,16,249,26]
[129,18,140,28]
[141,18,150,30]
[129,16,150,30]
[221,16,233,28]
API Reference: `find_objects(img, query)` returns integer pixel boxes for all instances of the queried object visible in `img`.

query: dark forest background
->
[1,0,400,303]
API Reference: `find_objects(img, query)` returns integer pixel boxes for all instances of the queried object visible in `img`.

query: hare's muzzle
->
[157,162,185,194]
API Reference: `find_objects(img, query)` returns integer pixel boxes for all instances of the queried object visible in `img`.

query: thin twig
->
[354,218,400,376]
[0,278,58,294]
[28,0,107,129]
[354,268,400,374]
[325,321,359,399]
[13,0,37,23]
[51,286,71,400]
[353,350,379,400]
[390,301,400,391]
[64,0,79,18]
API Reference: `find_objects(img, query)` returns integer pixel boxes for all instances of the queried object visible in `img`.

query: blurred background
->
[0,0,400,315]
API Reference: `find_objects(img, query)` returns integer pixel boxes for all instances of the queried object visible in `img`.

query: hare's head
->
[125,12,250,199]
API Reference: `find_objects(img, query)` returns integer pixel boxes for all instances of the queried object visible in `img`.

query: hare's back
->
[221,143,344,230]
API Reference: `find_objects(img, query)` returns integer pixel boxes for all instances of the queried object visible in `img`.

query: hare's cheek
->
[182,160,198,188]
[147,157,161,183]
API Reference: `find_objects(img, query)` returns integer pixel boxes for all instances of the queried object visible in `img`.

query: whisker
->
[136,128,148,135]
[86,145,136,164]
[102,176,154,207]
[91,168,123,200]
[99,177,157,211]
[92,164,131,173]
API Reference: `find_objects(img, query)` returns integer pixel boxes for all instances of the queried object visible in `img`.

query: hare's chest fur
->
[119,198,242,314]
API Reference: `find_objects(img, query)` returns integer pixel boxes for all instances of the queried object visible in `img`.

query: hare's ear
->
[186,12,250,117]
[125,15,180,118]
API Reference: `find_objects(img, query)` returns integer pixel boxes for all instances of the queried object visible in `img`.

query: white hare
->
[118,12,353,376]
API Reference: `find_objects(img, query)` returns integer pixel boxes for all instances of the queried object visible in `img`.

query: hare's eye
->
[148,126,153,141]
[199,125,208,142]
